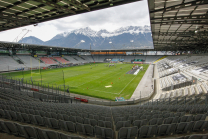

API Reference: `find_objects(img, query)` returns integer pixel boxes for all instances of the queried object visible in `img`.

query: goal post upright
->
[39,59,40,74]
[30,57,32,77]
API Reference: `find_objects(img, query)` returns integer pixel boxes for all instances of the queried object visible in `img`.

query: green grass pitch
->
[3,63,149,100]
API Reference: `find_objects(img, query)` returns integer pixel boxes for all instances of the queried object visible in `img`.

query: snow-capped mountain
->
[54,25,150,38]
[21,26,153,49]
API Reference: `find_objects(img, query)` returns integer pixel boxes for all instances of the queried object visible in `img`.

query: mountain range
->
[20,25,153,50]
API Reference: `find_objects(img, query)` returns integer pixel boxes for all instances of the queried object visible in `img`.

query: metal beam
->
[151,20,208,25]
[62,0,90,11]
[152,31,208,36]
[0,13,38,24]
[150,0,208,13]
[157,39,206,43]
[0,0,30,12]
[151,14,208,21]
[35,0,76,14]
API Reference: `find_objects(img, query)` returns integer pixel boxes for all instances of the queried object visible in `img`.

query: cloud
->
[0,0,150,42]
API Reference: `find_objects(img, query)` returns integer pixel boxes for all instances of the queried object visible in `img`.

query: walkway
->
[130,64,154,99]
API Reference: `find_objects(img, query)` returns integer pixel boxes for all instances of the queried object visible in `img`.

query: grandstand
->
[1,0,208,139]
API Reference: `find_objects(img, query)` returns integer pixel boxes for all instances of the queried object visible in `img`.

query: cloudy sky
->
[0,0,150,42]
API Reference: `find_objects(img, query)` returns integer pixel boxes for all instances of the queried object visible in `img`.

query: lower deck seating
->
[1,98,208,139]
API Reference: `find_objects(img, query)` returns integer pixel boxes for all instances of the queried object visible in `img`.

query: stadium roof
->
[0,41,83,52]
[0,0,141,32]
[148,0,208,51]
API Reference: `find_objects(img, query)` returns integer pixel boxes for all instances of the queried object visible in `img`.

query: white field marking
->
[118,75,138,95]
[105,85,112,88]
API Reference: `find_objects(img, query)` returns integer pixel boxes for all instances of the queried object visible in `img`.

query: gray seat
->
[84,118,90,125]
[157,124,169,136]
[105,117,112,122]
[90,119,97,126]
[51,112,57,119]
[46,118,59,129]
[81,113,88,119]
[176,122,187,134]
[45,112,52,118]
[194,114,206,121]
[35,115,45,126]
[172,116,180,123]
[8,111,18,121]
[21,113,31,123]
[184,121,194,133]
[140,115,146,120]
[29,109,35,115]
[147,125,158,138]
[57,114,64,120]
[166,123,177,135]
[29,114,38,125]
[138,125,148,138]
[118,126,138,139]
[19,108,25,113]
[76,123,94,136]
[76,116,84,124]
[175,112,185,117]
[132,120,147,129]
[98,120,112,128]
[149,118,158,125]
[39,110,45,117]
[45,130,60,139]
[0,109,5,118]
[115,117,125,124]
[24,125,39,139]
[84,124,94,136]
[89,114,99,121]
[94,126,114,139]
[36,128,47,139]
[4,110,11,119]
[179,116,193,123]
[128,116,136,124]
[34,110,40,115]
[164,117,173,124]
[193,120,208,132]
[116,121,131,130]
[63,114,70,121]
[16,123,26,137]
[157,118,163,125]
[69,116,76,123]
[66,121,76,133]
[59,120,68,131]
[3,121,19,136]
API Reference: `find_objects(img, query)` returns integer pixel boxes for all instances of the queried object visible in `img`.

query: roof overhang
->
[0,0,142,32]
[148,0,208,51]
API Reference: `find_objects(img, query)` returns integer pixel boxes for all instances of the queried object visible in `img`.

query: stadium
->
[0,0,208,139]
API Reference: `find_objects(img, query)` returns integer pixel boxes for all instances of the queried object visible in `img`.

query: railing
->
[0,75,81,104]
[0,74,156,106]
